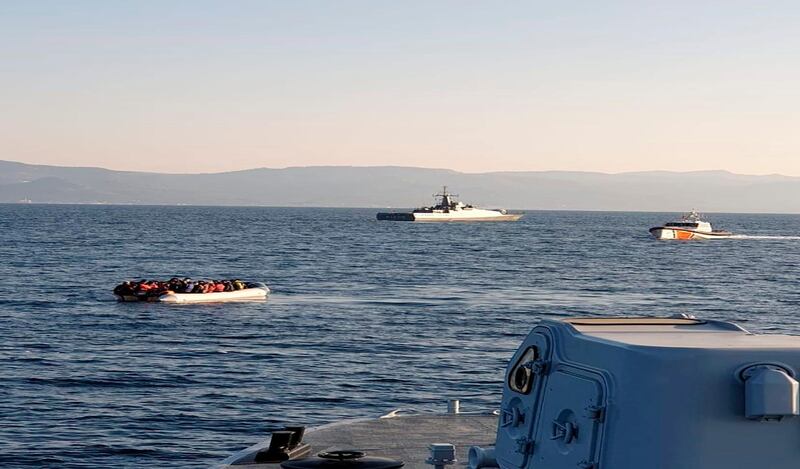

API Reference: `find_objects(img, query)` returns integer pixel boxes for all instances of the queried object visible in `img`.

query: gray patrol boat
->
[377,187,522,222]
[221,316,800,469]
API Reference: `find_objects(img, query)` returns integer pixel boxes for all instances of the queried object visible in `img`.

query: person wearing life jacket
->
[143,281,160,297]
[114,281,134,296]
[152,281,170,297]
[135,280,153,295]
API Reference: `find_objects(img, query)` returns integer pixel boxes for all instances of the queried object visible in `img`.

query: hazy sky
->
[2,1,799,174]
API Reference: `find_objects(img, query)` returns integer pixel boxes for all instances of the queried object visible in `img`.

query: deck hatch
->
[530,368,605,469]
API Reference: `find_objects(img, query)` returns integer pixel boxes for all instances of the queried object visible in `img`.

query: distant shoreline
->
[3,160,800,213]
[2,202,799,216]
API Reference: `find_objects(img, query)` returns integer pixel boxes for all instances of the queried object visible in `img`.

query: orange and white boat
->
[649,210,733,240]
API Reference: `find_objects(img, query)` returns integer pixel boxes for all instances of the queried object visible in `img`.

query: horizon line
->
[4,201,800,216]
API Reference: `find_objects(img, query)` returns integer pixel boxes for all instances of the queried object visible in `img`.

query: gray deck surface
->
[223,413,498,469]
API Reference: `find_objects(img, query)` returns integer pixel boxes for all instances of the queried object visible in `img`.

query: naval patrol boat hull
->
[649,210,733,239]
[649,226,733,240]
[220,408,496,469]
[377,212,522,222]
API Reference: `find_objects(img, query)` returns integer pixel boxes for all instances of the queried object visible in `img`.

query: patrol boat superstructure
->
[377,187,522,222]
[222,316,800,469]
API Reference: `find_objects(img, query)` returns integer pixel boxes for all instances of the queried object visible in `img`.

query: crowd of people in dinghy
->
[113,278,251,298]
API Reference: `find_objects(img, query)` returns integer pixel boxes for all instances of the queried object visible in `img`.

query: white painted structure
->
[158,285,269,303]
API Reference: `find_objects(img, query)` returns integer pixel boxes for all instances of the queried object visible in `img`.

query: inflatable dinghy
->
[116,283,270,303]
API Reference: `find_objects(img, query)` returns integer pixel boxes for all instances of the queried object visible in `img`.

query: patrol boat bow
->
[222,316,800,469]
[377,187,522,222]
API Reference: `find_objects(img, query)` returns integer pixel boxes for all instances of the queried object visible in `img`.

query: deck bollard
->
[447,399,460,414]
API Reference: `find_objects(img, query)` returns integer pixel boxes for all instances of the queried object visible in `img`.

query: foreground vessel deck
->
[220,413,497,469]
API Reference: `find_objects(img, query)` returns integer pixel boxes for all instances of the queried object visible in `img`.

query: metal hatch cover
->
[531,368,605,469]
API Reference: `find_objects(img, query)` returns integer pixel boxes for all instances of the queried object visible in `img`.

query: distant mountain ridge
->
[2,160,800,213]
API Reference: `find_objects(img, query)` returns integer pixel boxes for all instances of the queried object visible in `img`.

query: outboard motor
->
[487,317,800,469]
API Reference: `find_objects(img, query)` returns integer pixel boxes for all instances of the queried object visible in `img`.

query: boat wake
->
[729,234,800,240]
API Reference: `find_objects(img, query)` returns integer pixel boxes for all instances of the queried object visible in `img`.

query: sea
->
[1,205,800,468]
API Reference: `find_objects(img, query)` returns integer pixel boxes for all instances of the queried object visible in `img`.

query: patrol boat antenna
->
[434,186,458,210]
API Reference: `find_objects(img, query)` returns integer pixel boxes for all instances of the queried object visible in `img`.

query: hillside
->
[2,160,799,212]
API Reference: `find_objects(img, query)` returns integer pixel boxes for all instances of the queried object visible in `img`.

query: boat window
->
[665,222,699,228]
[508,346,538,394]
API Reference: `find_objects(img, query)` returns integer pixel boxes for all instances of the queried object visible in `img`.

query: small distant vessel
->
[649,209,733,240]
[377,187,522,222]
[114,279,270,303]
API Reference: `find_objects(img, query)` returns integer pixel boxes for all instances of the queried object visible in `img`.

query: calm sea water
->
[2,205,800,468]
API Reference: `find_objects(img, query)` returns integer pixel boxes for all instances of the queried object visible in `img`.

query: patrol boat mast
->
[434,186,458,211]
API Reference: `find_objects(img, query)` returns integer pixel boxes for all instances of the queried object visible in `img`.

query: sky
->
[1,1,799,175]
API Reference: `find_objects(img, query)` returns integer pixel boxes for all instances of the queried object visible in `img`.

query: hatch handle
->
[500,406,525,427]
[550,421,577,444]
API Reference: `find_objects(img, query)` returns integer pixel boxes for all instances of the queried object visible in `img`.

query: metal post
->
[447,399,460,414]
